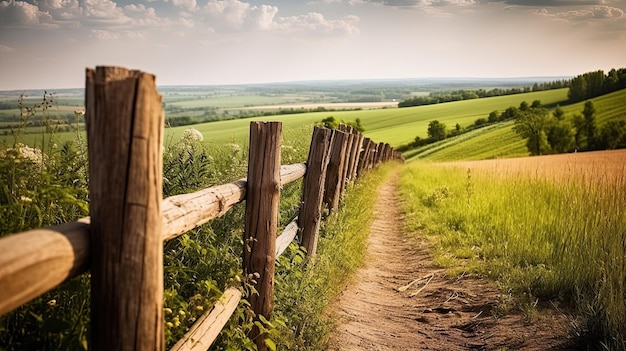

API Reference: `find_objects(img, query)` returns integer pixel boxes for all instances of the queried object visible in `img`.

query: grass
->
[398,161,626,349]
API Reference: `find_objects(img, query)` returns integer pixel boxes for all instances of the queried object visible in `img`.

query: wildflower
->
[178,310,185,316]
[166,322,174,328]
[15,144,43,164]
[164,308,173,314]
[20,196,32,203]
[228,143,241,154]
[47,299,56,306]
[180,128,204,142]
[195,305,204,311]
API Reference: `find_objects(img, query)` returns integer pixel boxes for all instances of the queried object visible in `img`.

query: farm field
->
[438,148,626,182]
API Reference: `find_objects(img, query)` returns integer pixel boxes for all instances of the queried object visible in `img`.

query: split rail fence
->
[0,66,402,351]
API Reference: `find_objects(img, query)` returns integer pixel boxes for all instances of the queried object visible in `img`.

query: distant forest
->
[398,67,626,108]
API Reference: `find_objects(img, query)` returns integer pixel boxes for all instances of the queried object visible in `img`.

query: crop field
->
[438,149,626,182]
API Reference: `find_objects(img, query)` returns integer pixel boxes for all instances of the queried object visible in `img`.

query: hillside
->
[161,88,569,147]
[410,88,626,162]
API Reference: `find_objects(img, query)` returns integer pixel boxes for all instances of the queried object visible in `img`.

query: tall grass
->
[398,162,626,349]
[0,122,314,350]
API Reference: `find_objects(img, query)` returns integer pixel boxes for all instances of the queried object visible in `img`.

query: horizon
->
[0,74,577,92]
[1,0,625,91]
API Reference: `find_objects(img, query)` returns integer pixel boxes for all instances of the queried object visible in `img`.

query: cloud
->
[502,0,607,6]
[0,0,54,26]
[89,28,120,39]
[172,0,197,12]
[363,0,476,7]
[276,13,360,35]
[533,5,624,20]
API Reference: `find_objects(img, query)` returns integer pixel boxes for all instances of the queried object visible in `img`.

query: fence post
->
[298,127,333,257]
[357,138,371,177]
[86,66,164,351]
[348,132,363,181]
[339,130,355,195]
[243,121,282,351]
[324,129,349,213]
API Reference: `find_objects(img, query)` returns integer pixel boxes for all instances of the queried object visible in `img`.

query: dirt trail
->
[328,171,575,351]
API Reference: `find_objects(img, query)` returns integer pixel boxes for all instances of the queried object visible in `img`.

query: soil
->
[327,171,577,351]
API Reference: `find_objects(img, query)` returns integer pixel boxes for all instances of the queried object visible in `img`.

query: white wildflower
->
[10,144,44,164]
[20,196,32,203]
[227,143,241,154]
[180,128,203,142]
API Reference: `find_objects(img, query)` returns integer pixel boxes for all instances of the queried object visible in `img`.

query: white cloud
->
[82,0,130,26]
[172,0,197,12]
[0,0,54,26]
[533,5,625,21]
[276,13,360,35]
[89,28,120,39]
[204,0,251,28]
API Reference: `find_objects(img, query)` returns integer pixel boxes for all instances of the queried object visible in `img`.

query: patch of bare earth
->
[327,171,576,351]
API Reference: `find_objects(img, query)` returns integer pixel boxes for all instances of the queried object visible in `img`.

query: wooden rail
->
[0,66,403,351]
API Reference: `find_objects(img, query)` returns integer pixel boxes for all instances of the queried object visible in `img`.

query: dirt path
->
[328,171,575,351]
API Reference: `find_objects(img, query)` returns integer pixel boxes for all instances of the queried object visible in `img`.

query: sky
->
[0,0,625,90]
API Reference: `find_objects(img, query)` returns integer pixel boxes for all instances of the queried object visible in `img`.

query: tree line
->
[567,68,626,103]
[398,80,569,108]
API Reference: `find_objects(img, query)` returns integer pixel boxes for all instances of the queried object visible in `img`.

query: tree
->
[320,116,338,129]
[513,108,550,155]
[568,75,588,103]
[598,120,626,149]
[519,101,530,111]
[427,120,447,141]
[582,101,597,149]
[571,114,585,150]
[546,120,574,153]
[488,110,499,123]
[553,105,565,121]
[531,100,542,109]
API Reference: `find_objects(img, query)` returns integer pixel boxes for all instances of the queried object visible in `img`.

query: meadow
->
[398,153,626,349]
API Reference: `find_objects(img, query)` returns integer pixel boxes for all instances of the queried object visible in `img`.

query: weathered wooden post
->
[348,132,363,181]
[86,66,164,351]
[243,121,282,351]
[357,138,372,177]
[339,131,355,195]
[298,127,333,257]
[324,129,349,213]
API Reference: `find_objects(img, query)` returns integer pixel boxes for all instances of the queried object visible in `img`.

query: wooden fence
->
[0,66,402,351]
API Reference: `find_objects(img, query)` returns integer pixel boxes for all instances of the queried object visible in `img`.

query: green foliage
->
[0,116,314,350]
[513,108,550,155]
[399,162,626,349]
[317,116,365,132]
[427,120,447,141]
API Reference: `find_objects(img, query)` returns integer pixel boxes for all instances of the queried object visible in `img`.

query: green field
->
[164,88,570,147]
[4,87,625,165]
[416,88,626,161]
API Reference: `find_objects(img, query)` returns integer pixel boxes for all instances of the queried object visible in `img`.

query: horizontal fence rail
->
[0,66,403,351]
